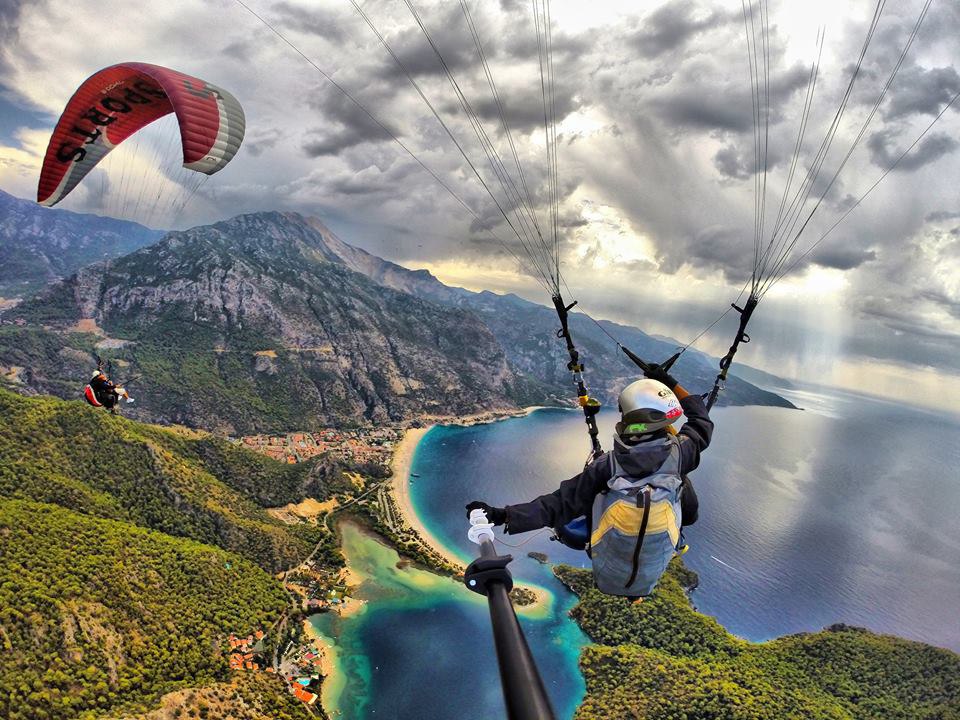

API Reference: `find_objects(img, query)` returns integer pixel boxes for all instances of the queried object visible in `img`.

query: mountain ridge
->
[0,198,793,433]
[278,212,795,410]
[0,188,163,298]
[3,210,533,432]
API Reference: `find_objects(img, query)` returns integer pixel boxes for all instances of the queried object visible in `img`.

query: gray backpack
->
[589,436,684,597]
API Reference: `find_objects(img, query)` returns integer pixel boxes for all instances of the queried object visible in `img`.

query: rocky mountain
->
[277,215,794,410]
[0,209,792,432]
[3,212,535,433]
[0,189,163,298]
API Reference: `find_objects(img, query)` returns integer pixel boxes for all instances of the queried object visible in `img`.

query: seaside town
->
[224,426,420,712]
[227,627,325,708]
[236,426,406,466]
[226,559,360,709]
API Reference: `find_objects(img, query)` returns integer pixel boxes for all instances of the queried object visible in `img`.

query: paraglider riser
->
[551,293,602,457]
[707,293,759,411]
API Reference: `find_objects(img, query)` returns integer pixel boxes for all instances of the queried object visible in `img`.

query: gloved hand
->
[644,363,679,391]
[465,500,507,527]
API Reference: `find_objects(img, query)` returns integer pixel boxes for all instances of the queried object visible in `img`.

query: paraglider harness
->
[83,356,133,412]
[83,381,106,408]
[547,291,736,554]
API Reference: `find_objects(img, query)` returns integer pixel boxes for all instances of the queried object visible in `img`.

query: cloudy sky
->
[1,0,958,411]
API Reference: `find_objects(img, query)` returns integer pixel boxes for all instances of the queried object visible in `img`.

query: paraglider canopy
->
[37,62,245,207]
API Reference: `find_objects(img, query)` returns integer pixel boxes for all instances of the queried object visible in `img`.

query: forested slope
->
[0,388,348,571]
[557,563,960,719]
[0,390,353,719]
[0,500,305,720]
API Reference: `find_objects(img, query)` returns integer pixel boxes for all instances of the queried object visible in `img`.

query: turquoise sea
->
[314,382,960,719]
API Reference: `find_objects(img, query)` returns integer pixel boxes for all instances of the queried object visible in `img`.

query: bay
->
[316,382,960,719]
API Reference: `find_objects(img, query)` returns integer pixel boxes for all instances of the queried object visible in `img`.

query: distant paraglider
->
[83,363,134,415]
[37,62,246,224]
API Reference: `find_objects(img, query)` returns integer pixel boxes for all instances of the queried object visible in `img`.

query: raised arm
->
[675,389,713,474]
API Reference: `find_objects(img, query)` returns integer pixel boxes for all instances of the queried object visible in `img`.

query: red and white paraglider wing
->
[37,62,245,207]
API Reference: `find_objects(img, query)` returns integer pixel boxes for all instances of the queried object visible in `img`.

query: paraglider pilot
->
[466,365,713,598]
[86,369,134,413]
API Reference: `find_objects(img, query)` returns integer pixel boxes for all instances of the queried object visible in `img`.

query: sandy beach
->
[390,425,467,569]
[389,409,556,614]
[304,620,346,715]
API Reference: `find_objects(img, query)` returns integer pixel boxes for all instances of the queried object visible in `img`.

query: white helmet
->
[617,379,683,435]
[92,369,104,380]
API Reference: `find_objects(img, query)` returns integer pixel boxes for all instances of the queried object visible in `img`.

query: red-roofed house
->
[293,687,318,705]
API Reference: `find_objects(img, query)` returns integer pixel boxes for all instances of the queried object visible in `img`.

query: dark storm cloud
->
[273,2,347,43]
[302,124,386,157]
[628,3,736,59]
[301,86,400,157]
[450,80,581,134]
[810,245,877,271]
[916,2,960,50]
[841,322,960,371]
[664,225,753,279]
[919,289,960,321]
[859,300,960,341]
[713,144,752,180]
[844,228,960,366]
[868,129,959,171]
[0,0,24,41]
[221,39,256,61]
[655,92,749,132]
[884,65,960,120]
[245,128,285,158]
[372,5,479,82]
[712,140,791,181]
[652,63,810,132]
[323,173,396,197]
[925,210,960,222]
[0,0,43,72]
[500,26,591,64]
[560,213,588,230]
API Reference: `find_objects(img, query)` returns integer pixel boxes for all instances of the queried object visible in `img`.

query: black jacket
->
[89,376,117,402]
[505,393,713,534]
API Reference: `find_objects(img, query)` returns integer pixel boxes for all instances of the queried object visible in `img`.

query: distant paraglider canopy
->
[37,62,245,225]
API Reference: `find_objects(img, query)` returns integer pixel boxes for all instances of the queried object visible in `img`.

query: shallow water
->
[310,522,587,720]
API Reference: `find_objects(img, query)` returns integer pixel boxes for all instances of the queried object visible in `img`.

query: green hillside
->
[0,389,351,719]
[0,500,303,720]
[0,388,345,572]
[557,563,960,719]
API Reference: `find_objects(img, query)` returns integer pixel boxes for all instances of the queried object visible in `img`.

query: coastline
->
[389,407,556,613]
[308,406,557,717]
[303,619,346,716]
[389,424,466,569]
